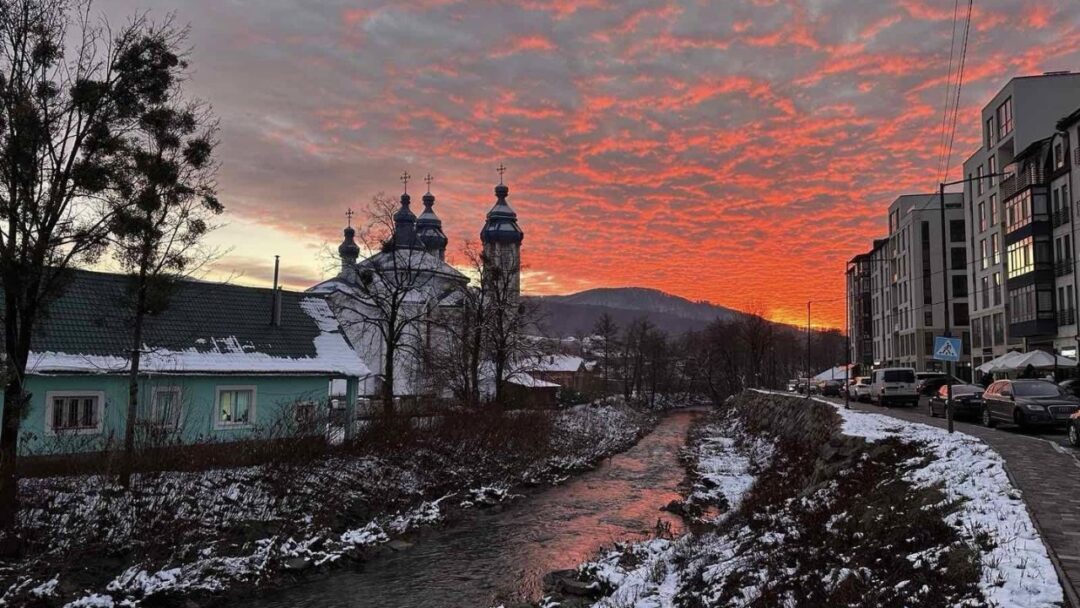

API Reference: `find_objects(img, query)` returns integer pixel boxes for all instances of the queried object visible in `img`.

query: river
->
[239,409,700,608]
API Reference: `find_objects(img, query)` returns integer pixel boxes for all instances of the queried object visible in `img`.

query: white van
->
[871,367,918,407]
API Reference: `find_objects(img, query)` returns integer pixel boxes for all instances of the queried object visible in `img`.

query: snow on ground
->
[3,401,654,607]
[795,393,1064,608]
[577,409,774,607]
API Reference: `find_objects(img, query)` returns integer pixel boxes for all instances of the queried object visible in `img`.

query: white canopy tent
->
[975,351,1023,374]
[976,350,1078,373]
[813,365,854,381]
[1007,350,1077,371]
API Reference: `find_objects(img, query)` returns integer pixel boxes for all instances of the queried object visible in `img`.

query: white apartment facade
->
[963,72,1080,371]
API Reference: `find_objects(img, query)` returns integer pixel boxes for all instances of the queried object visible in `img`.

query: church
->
[308,170,525,403]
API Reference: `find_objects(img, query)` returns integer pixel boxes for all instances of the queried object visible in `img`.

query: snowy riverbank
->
[1,401,656,607]
[552,391,1065,607]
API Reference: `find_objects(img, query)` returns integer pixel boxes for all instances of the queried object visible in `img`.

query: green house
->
[0,270,368,456]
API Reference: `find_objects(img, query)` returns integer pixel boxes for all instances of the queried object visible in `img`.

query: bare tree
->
[109,45,221,486]
[478,246,542,406]
[0,0,198,535]
[591,312,619,396]
[333,193,451,414]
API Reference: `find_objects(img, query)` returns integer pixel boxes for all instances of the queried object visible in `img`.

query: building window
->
[986,116,995,149]
[1007,237,1034,278]
[949,219,965,243]
[989,193,997,226]
[925,332,935,355]
[46,392,104,435]
[992,272,1002,306]
[981,276,989,309]
[953,302,969,326]
[151,387,183,430]
[1055,140,1066,169]
[924,310,933,326]
[972,318,982,348]
[991,233,1000,265]
[979,239,988,270]
[988,156,997,186]
[952,274,968,297]
[997,97,1013,140]
[976,165,984,195]
[1005,190,1033,232]
[951,247,966,270]
[216,386,256,428]
[978,202,986,232]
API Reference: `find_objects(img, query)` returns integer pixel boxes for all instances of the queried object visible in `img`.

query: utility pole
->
[845,265,851,410]
[806,300,812,399]
[938,182,956,433]
[939,172,1007,433]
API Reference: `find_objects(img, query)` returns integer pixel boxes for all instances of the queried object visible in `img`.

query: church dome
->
[338,225,360,262]
[481,182,524,245]
[416,190,448,255]
[392,192,423,249]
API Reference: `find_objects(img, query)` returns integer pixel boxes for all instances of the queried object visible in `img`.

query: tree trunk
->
[382,339,395,416]
[0,292,32,546]
[120,272,149,488]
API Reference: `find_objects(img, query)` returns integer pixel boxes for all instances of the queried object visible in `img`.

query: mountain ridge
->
[527,286,743,337]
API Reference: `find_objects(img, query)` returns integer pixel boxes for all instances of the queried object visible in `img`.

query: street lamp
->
[938,172,1008,433]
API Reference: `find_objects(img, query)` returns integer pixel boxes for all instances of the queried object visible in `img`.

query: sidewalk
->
[840,398,1080,607]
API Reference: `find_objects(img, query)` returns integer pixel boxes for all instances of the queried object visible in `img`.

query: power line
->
[942,0,975,183]
[936,0,962,182]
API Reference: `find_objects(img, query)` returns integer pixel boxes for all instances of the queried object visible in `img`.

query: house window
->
[216,386,256,428]
[997,97,1013,140]
[46,392,104,435]
[151,387,183,430]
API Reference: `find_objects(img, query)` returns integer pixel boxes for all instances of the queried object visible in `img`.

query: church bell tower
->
[479,164,524,297]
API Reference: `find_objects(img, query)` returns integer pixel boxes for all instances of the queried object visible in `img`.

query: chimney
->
[271,255,282,327]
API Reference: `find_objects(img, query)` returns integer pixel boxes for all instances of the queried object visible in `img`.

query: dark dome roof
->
[481,183,524,245]
[416,191,448,252]
[338,226,360,259]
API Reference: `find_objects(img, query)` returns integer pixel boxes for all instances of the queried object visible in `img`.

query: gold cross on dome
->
[400,170,411,193]
[496,162,507,184]
[424,173,433,192]
[345,207,355,227]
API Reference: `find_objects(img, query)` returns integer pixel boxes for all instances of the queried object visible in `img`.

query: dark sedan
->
[927,383,983,419]
[982,379,1080,430]
[1070,411,1080,448]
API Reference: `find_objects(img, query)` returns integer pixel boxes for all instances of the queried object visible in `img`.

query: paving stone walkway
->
[835,397,1080,607]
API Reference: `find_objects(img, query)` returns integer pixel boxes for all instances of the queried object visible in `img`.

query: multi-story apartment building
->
[888,193,970,375]
[963,72,1080,370]
[850,194,969,376]
[846,251,873,369]
[1057,108,1080,359]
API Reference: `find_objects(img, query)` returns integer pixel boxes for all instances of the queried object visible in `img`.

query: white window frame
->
[150,386,184,430]
[45,390,105,436]
[214,385,257,430]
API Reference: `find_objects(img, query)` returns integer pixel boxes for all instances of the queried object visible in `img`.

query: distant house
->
[0,270,368,456]
[530,355,588,392]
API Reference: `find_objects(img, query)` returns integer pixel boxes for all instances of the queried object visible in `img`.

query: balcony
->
[1000,163,1047,201]
[1060,308,1077,326]
[1056,259,1074,277]
[1053,207,1072,228]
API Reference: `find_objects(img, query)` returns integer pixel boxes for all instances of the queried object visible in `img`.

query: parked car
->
[916,373,961,396]
[851,377,876,401]
[820,380,843,397]
[870,367,918,407]
[1059,378,1080,398]
[915,372,946,395]
[928,383,984,419]
[981,379,1080,430]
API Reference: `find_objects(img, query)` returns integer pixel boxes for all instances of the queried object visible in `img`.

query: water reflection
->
[240,409,699,608]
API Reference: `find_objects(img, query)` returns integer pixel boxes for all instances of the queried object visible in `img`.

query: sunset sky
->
[93,0,1080,329]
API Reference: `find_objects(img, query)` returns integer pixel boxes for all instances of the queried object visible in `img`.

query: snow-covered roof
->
[14,271,368,377]
[532,354,586,373]
[506,373,560,388]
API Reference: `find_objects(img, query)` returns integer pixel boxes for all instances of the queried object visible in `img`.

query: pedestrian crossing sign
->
[933,336,961,362]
